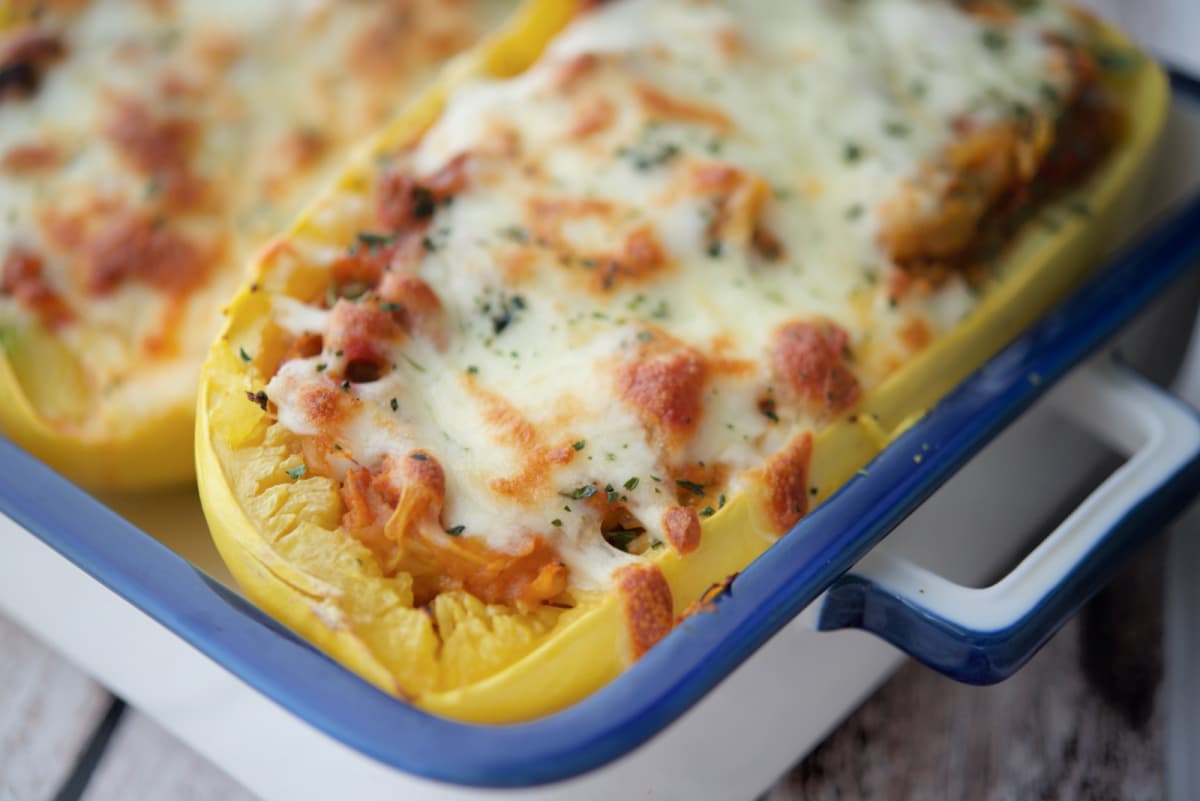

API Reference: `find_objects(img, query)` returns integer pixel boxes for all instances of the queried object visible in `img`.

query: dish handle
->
[816,360,1200,684]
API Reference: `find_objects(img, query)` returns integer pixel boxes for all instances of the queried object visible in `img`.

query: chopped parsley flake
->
[572,439,587,451]
[356,231,395,249]
[676,479,706,497]
[500,225,528,243]
[238,347,251,362]
[551,518,563,527]
[700,506,716,517]
[445,525,465,536]
[624,477,639,491]
[604,528,643,552]
[410,452,427,461]
[285,464,307,480]
[390,397,399,411]
[981,28,1008,52]
[843,142,862,163]
[617,140,681,171]
[560,485,598,501]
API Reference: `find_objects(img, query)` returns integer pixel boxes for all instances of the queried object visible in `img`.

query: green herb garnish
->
[560,485,598,501]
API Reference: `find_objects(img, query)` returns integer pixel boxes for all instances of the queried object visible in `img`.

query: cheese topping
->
[0,0,508,438]
[258,0,1110,595]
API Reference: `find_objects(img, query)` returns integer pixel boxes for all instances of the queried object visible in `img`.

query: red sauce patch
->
[105,97,208,213]
[526,197,672,292]
[344,449,570,608]
[899,317,933,352]
[614,563,675,659]
[378,272,447,349]
[281,332,324,365]
[1,248,73,328]
[329,241,399,292]
[377,153,471,232]
[570,95,616,140]
[340,465,394,557]
[82,213,219,295]
[325,299,402,375]
[751,224,784,262]
[635,83,734,133]
[770,320,861,416]
[592,225,670,292]
[662,505,701,555]
[554,53,601,91]
[760,431,814,534]
[2,142,60,173]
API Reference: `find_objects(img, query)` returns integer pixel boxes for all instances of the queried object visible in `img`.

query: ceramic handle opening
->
[816,361,1200,684]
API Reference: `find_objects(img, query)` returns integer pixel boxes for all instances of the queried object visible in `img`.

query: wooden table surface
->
[0,541,1168,801]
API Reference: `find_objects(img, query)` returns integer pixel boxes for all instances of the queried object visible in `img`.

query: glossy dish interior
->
[196,0,1168,723]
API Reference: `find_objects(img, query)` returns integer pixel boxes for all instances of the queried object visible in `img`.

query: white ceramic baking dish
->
[3,67,1200,801]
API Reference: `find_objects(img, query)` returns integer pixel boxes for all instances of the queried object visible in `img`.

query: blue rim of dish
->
[816,375,1200,685]
[2,72,1200,790]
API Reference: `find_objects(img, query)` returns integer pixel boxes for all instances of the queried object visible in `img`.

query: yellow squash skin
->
[196,1,1167,722]
[0,327,196,490]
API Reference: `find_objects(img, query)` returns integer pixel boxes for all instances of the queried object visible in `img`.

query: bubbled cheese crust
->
[251,0,1106,598]
[0,0,508,444]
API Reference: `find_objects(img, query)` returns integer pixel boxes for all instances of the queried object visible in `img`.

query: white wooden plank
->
[80,711,261,801]
[0,611,112,801]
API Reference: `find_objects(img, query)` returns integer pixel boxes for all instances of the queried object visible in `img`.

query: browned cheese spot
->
[662,505,701,555]
[614,562,675,659]
[760,431,814,534]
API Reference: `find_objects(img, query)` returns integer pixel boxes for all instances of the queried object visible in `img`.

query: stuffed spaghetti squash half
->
[0,0,509,490]
[196,0,1166,722]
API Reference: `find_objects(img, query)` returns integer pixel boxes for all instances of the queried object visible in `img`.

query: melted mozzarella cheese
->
[266,0,1095,589]
[0,0,509,437]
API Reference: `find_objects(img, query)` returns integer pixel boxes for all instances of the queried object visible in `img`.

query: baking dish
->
[2,24,1200,801]
[195,0,1179,723]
